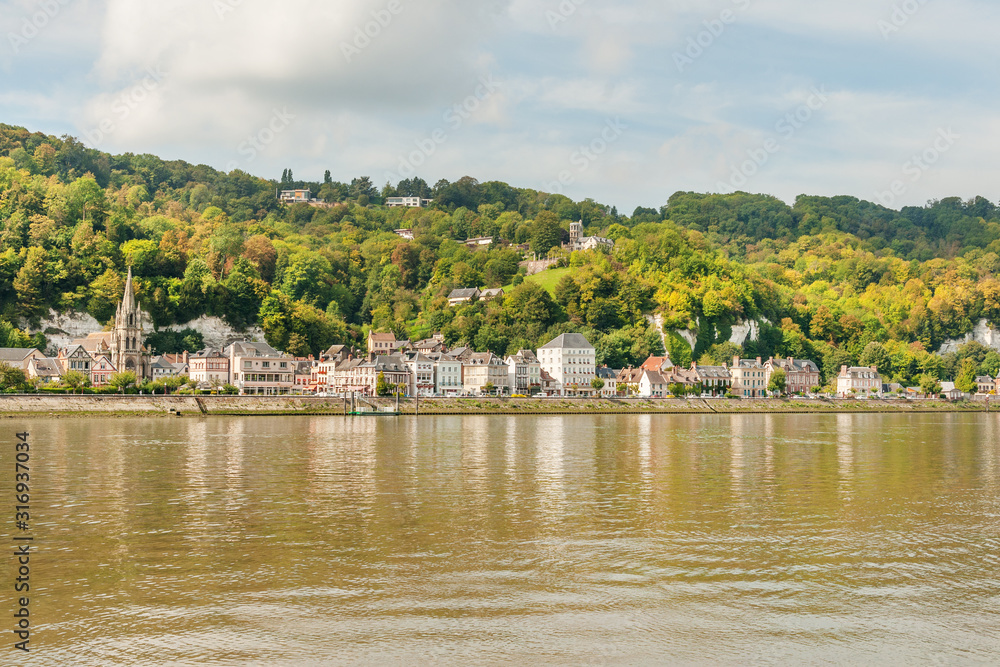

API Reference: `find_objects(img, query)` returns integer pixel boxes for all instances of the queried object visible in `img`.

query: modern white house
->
[538,333,596,396]
[279,189,314,204]
[386,197,432,208]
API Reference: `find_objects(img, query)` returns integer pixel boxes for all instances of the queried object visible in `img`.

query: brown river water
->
[3,413,999,665]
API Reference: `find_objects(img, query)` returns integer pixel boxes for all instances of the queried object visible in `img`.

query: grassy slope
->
[504,267,573,295]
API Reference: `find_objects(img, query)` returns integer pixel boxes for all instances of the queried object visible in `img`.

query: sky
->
[1,0,998,213]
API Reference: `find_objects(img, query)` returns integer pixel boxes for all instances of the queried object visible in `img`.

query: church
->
[66,267,152,382]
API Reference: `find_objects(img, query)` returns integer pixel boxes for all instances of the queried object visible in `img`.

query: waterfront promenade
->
[0,394,987,417]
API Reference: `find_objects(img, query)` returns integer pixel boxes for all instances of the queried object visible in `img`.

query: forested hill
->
[1,122,999,390]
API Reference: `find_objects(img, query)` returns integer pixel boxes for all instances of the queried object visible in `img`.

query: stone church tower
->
[112,267,151,380]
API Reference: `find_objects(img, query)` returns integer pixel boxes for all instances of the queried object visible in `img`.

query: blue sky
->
[1,0,997,213]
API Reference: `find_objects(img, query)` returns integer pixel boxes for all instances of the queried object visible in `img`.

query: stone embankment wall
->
[0,395,986,417]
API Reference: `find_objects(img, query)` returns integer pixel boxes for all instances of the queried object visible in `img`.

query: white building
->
[406,352,436,397]
[226,341,295,395]
[538,333,596,396]
[463,353,509,395]
[279,189,314,204]
[430,353,464,397]
[836,366,883,398]
[386,197,432,208]
[731,356,767,398]
[568,221,614,252]
[506,350,541,395]
[595,367,618,397]
[189,348,230,386]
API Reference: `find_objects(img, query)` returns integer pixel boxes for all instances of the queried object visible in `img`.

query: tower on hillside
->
[569,220,583,249]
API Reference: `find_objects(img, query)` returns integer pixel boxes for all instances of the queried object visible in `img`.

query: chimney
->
[183,350,189,363]
[841,365,848,375]
[756,357,762,365]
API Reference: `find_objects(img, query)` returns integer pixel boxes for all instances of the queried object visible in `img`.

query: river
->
[5,413,1000,664]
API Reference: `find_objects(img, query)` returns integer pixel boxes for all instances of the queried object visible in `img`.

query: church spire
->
[122,266,137,313]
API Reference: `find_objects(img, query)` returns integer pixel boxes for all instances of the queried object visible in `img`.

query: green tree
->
[0,363,26,391]
[530,211,563,255]
[482,381,496,395]
[109,371,138,391]
[376,372,390,396]
[955,358,979,394]
[14,246,48,314]
[768,368,787,395]
[919,373,942,397]
[591,378,605,391]
[61,370,88,393]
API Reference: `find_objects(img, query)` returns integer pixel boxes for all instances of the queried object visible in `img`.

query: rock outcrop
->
[24,310,265,354]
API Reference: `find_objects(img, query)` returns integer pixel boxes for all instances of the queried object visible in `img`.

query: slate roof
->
[448,288,481,300]
[539,333,594,350]
[0,348,38,364]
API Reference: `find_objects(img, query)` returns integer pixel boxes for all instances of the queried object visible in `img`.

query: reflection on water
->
[7,413,1000,665]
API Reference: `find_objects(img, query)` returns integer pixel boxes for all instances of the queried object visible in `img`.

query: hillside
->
[1,122,999,390]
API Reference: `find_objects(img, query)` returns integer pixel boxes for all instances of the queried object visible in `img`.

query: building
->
[386,197,432,208]
[480,288,505,301]
[538,333,596,396]
[639,369,668,398]
[616,367,643,396]
[463,353,509,395]
[429,352,463,397]
[90,355,117,386]
[26,357,61,384]
[731,356,767,398]
[189,348,231,386]
[463,237,493,248]
[370,356,411,395]
[506,350,541,395]
[975,376,995,395]
[663,365,699,394]
[226,341,295,395]
[640,355,674,373]
[406,352,436,397]
[940,382,967,401]
[292,360,316,394]
[412,334,447,355]
[836,366,883,398]
[150,356,183,381]
[367,331,398,356]
[448,288,481,306]
[279,189,314,204]
[58,344,93,376]
[595,366,619,397]
[692,364,732,396]
[568,221,614,252]
[69,268,152,381]
[765,357,821,395]
[0,348,44,371]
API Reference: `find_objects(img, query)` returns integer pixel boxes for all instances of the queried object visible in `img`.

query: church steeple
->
[122,266,137,314]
